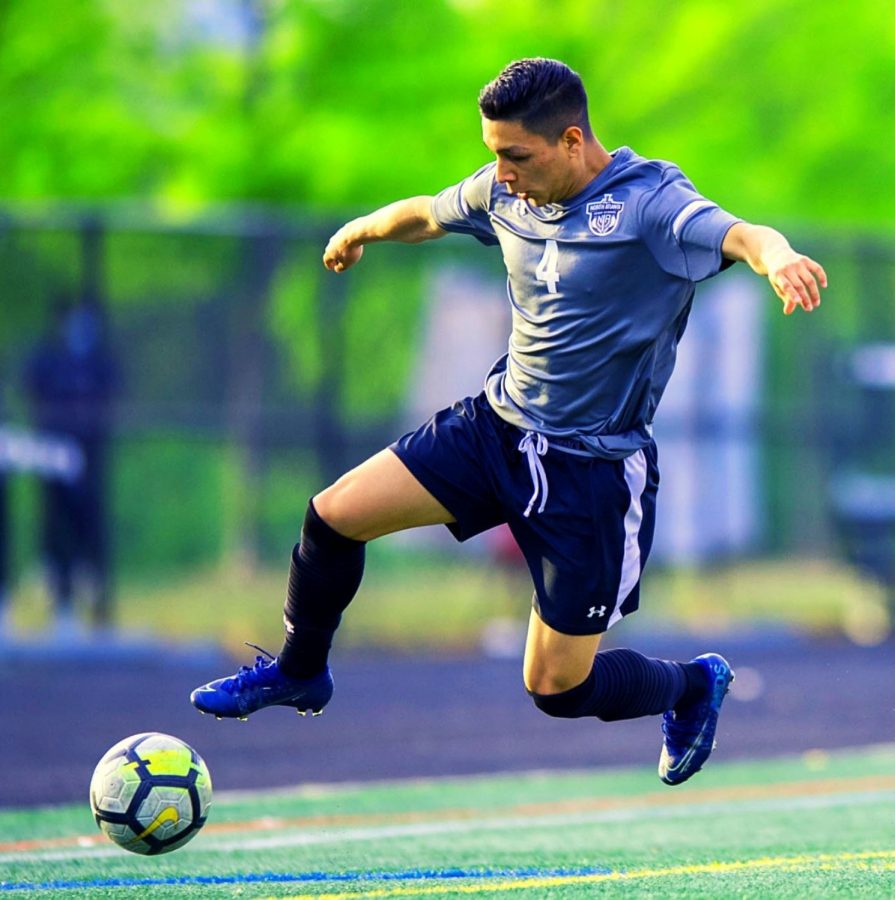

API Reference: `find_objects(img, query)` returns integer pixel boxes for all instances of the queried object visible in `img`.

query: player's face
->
[482,117,578,206]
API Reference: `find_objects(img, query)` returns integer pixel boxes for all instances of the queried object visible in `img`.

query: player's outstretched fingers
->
[790,272,813,312]
[779,256,827,314]
[789,268,816,312]
[772,275,799,315]
[804,258,828,306]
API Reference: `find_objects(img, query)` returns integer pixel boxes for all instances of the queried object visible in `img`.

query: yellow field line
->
[261,851,895,900]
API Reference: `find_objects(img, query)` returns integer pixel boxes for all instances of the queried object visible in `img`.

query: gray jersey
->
[430,146,741,459]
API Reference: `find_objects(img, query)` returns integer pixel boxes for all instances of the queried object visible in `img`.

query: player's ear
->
[561,126,585,156]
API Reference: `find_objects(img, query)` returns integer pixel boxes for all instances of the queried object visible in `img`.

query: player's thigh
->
[523,608,603,695]
[314,448,455,541]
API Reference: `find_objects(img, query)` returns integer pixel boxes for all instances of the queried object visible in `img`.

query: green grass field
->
[2,745,893,899]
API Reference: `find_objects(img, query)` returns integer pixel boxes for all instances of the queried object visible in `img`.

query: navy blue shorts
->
[390,393,659,636]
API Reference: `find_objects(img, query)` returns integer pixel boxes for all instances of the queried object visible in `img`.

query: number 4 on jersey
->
[535,239,560,295]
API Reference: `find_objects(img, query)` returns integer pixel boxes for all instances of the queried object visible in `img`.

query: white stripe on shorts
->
[608,448,648,628]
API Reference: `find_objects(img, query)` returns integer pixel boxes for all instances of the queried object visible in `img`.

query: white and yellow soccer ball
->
[89,732,212,855]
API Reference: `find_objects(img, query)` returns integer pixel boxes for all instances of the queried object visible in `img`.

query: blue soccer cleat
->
[190,645,333,720]
[658,652,734,786]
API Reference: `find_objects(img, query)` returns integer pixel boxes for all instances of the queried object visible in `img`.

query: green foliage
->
[0,1,176,198]
[112,435,229,573]
[255,451,320,554]
[0,0,890,229]
[1,1,891,584]
[267,241,326,394]
[0,229,80,348]
[104,231,243,307]
[341,244,427,418]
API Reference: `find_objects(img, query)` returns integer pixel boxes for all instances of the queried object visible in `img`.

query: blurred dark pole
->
[80,216,104,308]
[80,216,115,627]
[224,0,278,568]
[229,231,281,567]
[0,465,8,619]
[315,263,350,484]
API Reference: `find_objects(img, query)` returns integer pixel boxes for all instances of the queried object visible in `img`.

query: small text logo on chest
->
[586,194,624,236]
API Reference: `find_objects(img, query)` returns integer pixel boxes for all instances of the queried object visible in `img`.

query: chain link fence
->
[0,206,892,621]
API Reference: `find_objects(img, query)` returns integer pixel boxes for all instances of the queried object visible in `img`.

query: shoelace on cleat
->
[245,642,277,661]
[223,643,280,693]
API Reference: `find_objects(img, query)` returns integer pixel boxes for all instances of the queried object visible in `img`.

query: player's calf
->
[529,648,701,721]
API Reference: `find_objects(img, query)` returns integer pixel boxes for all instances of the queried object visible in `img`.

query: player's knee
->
[526,672,587,718]
[529,690,565,718]
[312,482,363,541]
[525,663,597,719]
[528,688,579,719]
[523,665,586,698]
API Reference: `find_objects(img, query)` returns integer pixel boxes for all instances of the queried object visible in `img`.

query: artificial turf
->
[2,744,893,898]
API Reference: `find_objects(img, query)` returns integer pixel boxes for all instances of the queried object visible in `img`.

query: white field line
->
[212,742,895,803]
[3,788,891,865]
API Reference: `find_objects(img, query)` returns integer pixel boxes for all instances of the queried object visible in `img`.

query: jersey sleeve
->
[430,163,500,246]
[640,168,741,282]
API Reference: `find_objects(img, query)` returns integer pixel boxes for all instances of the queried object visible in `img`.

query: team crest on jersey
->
[586,194,624,236]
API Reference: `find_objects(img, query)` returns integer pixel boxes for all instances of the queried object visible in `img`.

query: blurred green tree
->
[0,0,890,228]
[1,0,891,577]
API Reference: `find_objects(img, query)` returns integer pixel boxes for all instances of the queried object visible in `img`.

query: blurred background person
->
[23,300,119,638]
[0,458,9,640]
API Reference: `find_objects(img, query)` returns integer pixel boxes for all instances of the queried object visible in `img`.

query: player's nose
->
[495,161,516,184]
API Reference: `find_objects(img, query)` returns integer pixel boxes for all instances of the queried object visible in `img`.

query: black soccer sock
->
[277,499,366,679]
[529,648,707,721]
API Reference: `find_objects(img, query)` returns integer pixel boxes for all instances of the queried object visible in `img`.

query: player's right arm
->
[323,196,447,273]
[721,222,826,315]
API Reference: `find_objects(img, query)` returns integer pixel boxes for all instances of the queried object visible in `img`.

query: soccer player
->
[192,58,826,785]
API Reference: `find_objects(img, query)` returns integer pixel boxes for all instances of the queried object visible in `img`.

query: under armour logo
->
[587,606,607,618]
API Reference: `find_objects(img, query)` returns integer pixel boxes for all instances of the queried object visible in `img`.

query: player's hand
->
[767,251,827,315]
[323,228,365,273]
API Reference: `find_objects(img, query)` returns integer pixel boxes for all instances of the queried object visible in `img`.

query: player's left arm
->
[722,222,827,315]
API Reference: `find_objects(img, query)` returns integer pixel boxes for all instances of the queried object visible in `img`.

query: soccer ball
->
[89,732,212,855]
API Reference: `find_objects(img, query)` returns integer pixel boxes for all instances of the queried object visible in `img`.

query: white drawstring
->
[518,431,549,517]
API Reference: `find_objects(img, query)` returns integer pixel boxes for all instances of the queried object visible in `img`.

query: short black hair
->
[478,58,592,141]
